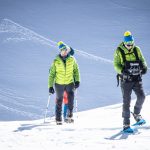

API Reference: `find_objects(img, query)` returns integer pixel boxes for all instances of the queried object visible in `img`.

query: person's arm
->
[48,61,56,88]
[136,46,148,74]
[113,49,123,74]
[74,60,80,82]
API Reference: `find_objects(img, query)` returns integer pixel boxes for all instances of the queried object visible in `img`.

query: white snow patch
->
[0,95,150,150]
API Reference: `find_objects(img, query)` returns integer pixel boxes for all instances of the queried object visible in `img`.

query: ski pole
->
[44,94,51,123]
[74,89,78,118]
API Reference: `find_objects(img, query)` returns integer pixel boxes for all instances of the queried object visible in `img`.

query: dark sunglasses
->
[126,44,133,47]
[60,47,67,51]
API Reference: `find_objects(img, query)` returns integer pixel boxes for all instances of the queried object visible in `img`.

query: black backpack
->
[118,46,140,63]
[116,46,143,86]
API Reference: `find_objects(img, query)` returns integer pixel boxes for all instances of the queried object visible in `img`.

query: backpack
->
[116,46,143,86]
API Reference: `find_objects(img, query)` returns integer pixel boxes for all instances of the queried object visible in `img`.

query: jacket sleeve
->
[73,59,80,82]
[48,61,56,88]
[136,46,148,70]
[113,48,124,74]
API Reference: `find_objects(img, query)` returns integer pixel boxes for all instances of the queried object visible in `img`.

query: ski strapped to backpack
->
[116,46,143,86]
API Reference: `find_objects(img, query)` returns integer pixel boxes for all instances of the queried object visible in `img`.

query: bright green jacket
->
[48,55,80,88]
[113,42,147,74]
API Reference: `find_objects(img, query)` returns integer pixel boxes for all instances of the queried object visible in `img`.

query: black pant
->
[121,81,145,125]
[55,83,75,121]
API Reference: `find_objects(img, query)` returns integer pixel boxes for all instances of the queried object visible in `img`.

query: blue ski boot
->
[132,113,146,126]
[123,125,134,133]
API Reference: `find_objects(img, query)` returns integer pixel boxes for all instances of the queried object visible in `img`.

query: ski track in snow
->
[0,88,42,110]
[0,18,149,69]
[109,0,150,10]
[0,18,113,64]
[0,18,57,47]
[0,88,44,119]
[0,18,150,71]
[0,103,42,119]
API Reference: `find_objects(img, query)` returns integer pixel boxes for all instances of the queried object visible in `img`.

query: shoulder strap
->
[118,46,140,62]
[118,47,126,63]
[133,47,139,61]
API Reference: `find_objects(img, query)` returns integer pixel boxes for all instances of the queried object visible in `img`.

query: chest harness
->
[117,47,143,86]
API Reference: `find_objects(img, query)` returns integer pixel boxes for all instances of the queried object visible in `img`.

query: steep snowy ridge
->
[0,95,150,150]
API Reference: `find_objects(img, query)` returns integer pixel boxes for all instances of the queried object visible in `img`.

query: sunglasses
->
[126,44,133,47]
[60,47,67,51]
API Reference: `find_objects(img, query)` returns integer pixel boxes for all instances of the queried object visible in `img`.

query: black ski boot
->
[56,117,62,125]
[56,121,62,125]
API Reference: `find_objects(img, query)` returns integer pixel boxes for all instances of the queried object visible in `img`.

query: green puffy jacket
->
[48,55,80,88]
[113,42,147,74]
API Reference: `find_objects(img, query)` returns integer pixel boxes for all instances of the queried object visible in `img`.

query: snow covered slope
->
[0,0,150,121]
[0,95,150,150]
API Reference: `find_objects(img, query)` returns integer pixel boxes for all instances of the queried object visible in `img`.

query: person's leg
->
[55,84,65,121]
[121,81,133,126]
[133,81,145,120]
[65,83,75,118]
[63,104,68,119]
[63,91,68,119]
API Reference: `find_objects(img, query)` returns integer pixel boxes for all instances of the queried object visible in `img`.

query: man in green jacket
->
[48,41,80,125]
[113,31,148,133]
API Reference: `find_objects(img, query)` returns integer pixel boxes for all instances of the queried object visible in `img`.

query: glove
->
[49,87,55,94]
[75,81,80,89]
[121,68,129,75]
[141,67,147,75]
[121,68,130,81]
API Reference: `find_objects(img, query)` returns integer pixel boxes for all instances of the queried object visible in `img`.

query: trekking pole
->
[44,94,51,123]
[74,89,78,118]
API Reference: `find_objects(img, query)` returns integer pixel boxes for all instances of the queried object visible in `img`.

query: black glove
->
[141,67,147,75]
[121,68,129,75]
[75,81,80,89]
[49,87,55,94]
[121,68,130,81]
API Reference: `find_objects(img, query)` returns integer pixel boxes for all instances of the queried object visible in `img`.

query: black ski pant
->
[120,81,145,125]
[55,83,75,121]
